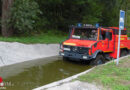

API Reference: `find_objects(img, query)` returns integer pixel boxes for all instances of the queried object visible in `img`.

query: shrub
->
[10,0,41,34]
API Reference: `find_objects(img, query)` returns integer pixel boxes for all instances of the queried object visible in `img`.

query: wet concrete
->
[0,56,91,90]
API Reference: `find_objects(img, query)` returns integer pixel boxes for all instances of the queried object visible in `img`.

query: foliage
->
[127,10,130,30]
[0,0,129,36]
[82,0,103,24]
[36,0,103,30]
[128,33,130,37]
[9,0,41,33]
[36,0,127,30]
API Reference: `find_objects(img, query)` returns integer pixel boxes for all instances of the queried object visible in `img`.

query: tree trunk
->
[2,0,14,37]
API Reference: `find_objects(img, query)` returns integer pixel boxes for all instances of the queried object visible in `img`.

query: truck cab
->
[59,25,130,65]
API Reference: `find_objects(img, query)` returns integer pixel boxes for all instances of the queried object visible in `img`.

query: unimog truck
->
[59,24,130,65]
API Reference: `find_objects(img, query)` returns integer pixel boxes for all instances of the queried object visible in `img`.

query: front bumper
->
[59,51,93,60]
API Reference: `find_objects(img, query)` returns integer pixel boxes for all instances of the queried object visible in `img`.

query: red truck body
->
[60,25,130,64]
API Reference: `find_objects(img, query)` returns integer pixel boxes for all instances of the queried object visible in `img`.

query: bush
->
[10,0,41,34]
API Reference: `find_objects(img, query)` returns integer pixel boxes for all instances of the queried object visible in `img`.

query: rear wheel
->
[120,50,128,57]
[90,54,105,65]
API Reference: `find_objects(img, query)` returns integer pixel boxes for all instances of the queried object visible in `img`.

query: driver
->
[81,32,87,39]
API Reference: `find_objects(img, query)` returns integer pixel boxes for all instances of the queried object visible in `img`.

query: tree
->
[1,0,40,37]
[2,0,14,37]
[10,0,40,34]
[1,0,127,36]
[36,0,103,30]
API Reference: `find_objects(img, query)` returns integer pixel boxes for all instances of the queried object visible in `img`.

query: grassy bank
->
[78,56,130,90]
[0,33,129,44]
[0,31,67,44]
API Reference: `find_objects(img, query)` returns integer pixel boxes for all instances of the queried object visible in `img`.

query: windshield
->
[71,28,98,40]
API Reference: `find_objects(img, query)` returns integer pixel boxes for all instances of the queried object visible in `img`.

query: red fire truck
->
[59,25,130,65]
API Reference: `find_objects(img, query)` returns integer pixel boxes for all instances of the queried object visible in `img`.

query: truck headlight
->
[83,56,88,59]
[63,48,70,51]
[61,53,64,56]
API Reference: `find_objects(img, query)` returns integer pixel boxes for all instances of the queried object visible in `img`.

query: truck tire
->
[120,50,128,57]
[90,54,105,65]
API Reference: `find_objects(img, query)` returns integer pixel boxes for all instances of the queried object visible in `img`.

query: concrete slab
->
[0,42,59,67]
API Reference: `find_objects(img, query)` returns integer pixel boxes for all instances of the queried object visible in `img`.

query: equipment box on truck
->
[59,25,130,65]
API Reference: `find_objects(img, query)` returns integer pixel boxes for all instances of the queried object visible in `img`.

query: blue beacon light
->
[95,23,99,28]
[77,23,82,27]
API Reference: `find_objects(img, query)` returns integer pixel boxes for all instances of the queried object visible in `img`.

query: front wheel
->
[90,54,105,65]
[63,57,70,61]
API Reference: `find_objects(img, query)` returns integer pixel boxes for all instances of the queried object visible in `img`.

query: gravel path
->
[47,81,102,90]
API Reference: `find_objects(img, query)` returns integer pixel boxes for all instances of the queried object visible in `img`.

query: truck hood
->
[63,39,97,47]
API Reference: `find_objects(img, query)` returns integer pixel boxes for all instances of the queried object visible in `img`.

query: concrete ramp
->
[0,42,59,67]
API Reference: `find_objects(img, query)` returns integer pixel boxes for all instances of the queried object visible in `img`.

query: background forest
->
[0,0,129,43]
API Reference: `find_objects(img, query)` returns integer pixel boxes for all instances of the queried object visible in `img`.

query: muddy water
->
[0,56,91,90]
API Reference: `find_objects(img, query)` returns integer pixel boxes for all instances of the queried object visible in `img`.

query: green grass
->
[78,56,130,90]
[0,31,67,44]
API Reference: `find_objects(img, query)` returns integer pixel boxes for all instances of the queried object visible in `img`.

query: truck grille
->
[63,45,89,54]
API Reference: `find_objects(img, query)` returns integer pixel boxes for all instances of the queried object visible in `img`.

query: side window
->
[106,32,112,40]
[100,31,112,40]
[100,31,106,40]
[109,32,112,40]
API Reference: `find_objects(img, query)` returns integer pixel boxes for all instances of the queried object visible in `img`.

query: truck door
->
[106,30,114,52]
[99,29,113,52]
[99,30,108,51]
